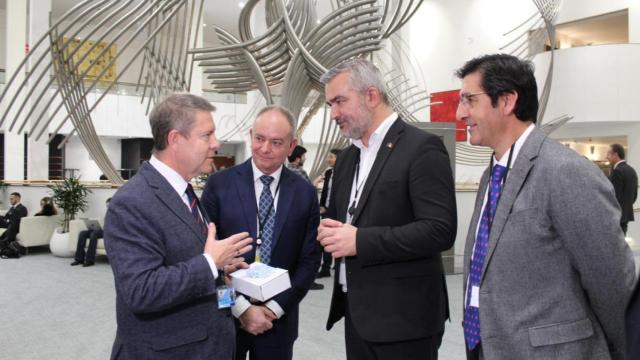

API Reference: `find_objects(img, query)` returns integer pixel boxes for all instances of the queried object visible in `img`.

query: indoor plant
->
[48,176,92,233]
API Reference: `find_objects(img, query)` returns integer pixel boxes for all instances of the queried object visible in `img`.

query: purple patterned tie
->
[464,164,508,350]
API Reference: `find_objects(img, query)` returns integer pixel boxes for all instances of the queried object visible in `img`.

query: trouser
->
[344,296,443,360]
[75,229,103,263]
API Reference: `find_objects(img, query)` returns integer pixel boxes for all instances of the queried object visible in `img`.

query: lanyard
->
[347,156,365,220]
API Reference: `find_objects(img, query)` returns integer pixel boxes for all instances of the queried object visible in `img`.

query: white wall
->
[64,136,121,181]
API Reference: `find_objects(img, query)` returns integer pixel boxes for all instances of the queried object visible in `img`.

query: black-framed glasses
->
[458,92,486,107]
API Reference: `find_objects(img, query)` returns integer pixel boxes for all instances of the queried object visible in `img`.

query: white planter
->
[50,227,73,257]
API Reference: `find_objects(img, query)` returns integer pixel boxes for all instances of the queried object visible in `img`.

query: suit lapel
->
[334,147,360,222]
[141,163,206,244]
[271,168,295,251]
[351,119,404,224]
[234,160,258,239]
[480,128,546,282]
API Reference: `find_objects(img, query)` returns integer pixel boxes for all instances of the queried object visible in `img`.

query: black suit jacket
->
[610,161,638,223]
[326,118,457,342]
[2,203,28,232]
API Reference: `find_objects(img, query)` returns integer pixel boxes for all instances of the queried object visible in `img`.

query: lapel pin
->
[386,142,395,149]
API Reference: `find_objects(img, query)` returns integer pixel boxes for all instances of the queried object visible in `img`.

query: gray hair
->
[320,57,390,105]
[255,105,296,139]
[149,93,216,152]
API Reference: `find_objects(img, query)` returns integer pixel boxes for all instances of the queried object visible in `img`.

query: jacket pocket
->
[528,318,594,347]
[151,324,207,351]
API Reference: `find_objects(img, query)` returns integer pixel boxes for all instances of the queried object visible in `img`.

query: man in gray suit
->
[456,54,635,359]
[104,93,253,359]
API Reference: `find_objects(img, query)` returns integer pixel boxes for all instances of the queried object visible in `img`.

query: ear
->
[364,86,382,108]
[287,137,298,156]
[166,129,181,150]
[501,91,518,116]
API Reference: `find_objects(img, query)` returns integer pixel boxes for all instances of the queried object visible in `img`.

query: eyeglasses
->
[458,92,486,107]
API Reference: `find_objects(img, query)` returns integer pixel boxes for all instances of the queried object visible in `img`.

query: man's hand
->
[319,206,327,215]
[204,223,252,269]
[317,218,357,258]
[239,305,274,335]
[223,258,250,285]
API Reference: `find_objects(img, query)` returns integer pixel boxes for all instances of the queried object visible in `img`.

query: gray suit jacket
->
[463,128,635,359]
[104,162,234,360]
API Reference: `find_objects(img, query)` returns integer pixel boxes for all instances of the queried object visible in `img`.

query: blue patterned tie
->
[258,175,276,265]
[464,164,508,350]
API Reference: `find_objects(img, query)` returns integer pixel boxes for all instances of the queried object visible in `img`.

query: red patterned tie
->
[185,184,207,236]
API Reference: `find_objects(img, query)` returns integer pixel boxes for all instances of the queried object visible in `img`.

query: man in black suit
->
[316,148,340,278]
[606,143,638,235]
[0,192,29,250]
[317,58,457,360]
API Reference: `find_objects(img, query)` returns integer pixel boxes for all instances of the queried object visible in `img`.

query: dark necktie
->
[258,175,276,265]
[185,184,207,236]
[464,164,508,350]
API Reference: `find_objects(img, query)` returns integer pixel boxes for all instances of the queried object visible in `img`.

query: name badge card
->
[217,285,236,309]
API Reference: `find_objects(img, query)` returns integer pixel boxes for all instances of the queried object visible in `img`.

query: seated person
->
[0,192,29,253]
[0,192,28,229]
[34,197,58,216]
[71,198,110,267]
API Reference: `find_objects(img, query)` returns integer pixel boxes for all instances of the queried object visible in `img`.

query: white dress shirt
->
[231,160,285,319]
[148,155,218,279]
[339,112,398,292]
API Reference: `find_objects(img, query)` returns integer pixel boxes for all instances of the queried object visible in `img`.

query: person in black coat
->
[318,58,456,360]
[0,192,29,248]
[606,143,638,235]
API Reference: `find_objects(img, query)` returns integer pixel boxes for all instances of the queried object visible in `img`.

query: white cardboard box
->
[230,262,291,301]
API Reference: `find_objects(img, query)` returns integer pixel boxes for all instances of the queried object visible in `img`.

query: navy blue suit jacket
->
[104,162,235,360]
[201,159,321,345]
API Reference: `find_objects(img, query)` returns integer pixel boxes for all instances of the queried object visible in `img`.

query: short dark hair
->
[288,145,307,163]
[329,148,341,156]
[10,192,20,199]
[149,93,216,152]
[455,54,538,123]
[610,143,625,160]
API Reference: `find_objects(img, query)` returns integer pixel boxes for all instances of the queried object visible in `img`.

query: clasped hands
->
[317,218,357,258]
[239,305,277,335]
[203,223,252,283]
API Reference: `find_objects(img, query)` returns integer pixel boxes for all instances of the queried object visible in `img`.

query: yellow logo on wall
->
[58,37,117,82]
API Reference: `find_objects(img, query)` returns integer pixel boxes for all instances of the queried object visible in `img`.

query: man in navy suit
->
[202,105,321,360]
[104,94,254,360]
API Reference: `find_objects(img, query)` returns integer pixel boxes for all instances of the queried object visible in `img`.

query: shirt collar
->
[614,159,626,169]
[493,123,535,168]
[352,112,398,150]
[149,155,190,196]
[251,159,283,185]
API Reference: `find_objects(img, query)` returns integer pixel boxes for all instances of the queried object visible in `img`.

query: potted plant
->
[48,176,92,232]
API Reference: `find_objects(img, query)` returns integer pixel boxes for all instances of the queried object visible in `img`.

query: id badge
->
[217,285,236,309]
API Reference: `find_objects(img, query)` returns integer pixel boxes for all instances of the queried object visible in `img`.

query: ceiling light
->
[239,2,245,8]
[202,23,207,27]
